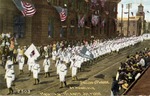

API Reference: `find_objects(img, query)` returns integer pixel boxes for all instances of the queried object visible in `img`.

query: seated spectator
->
[122,82,129,90]
[135,72,141,80]
[138,56,145,67]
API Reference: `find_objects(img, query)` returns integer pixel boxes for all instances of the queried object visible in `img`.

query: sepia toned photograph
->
[0,0,150,95]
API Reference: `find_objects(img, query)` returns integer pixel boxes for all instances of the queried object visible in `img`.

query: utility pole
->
[127,3,132,36]
[121,4,123,35]
[140,0,143,4]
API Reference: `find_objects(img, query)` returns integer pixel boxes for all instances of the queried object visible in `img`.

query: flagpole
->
[127,3,132,37]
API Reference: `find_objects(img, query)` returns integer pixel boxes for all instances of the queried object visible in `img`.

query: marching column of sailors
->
[1,35,148,94]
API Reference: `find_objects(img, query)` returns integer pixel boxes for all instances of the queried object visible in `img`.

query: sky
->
[117,0,150,22]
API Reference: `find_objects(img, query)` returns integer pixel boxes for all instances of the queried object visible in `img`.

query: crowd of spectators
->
[111,48,150,95]
[0,33,18,66]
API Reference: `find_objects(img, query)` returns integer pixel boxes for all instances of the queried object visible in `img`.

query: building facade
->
[117,17,142,36]
[0,0,120,45]
[117,3,145,37]
[145,22,150,33]
[136,4,145,34]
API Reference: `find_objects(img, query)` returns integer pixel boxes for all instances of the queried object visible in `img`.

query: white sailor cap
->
[45,55,48,58]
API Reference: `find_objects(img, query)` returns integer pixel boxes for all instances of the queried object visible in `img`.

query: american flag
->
[12,0,36,17]
[59,9,67,21]
[91,15,99,26]
[55,6,67,22]
[79,46,94,60]
[21,1,36,16]
[78,15,85,27]
[101,19,105,27]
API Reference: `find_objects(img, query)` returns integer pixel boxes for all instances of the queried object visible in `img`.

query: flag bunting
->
[91,15,99,26]
[78,15,85,28]
[12,0,36,17]
[79,46,94,59]
[54,6,67,22]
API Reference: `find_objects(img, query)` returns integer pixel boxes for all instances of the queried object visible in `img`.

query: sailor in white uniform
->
[5,56,13,71]
[55,57,61,79]
[70,59,78,81]
[5,64,14,95]
[43,56,51,78]
[5,57,16,86]
[76,55,83,72]
[18,55,25,74]
[27,56,35,76]
[52,50,57,63]
[59,60,67,88]
[32,60,40,85]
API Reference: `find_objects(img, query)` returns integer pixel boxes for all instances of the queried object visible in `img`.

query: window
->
[70,20,75,36]
[133,21,135,27]
[71,0,76,10]
[60,26,67,38]
[13,16,25,38]
[48,17,54,38]
[78,1,83,12]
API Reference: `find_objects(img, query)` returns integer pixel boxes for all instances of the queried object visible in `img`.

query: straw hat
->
[122,83,128,90]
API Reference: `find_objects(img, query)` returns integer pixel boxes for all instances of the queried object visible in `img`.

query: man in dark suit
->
[111,76,119,96]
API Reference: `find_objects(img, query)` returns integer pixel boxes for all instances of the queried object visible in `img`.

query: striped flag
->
[78,15,85,27]
[101,19,105,27]
[91,15,99,26]
[55,6,67,22]
[79,46,94,59]
[12,0,36,17]
[60,9,67,21]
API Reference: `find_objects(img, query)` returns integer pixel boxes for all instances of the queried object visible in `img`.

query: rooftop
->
[118,16,141,21]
